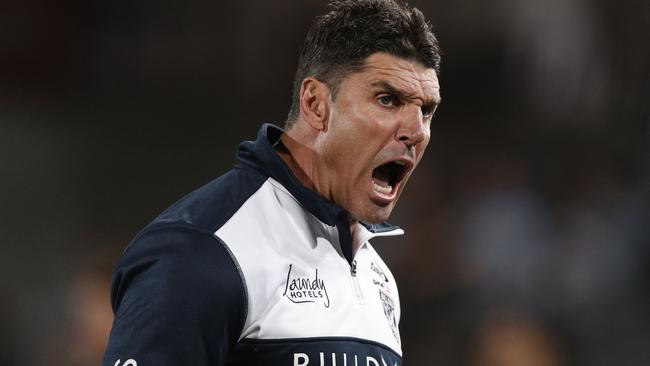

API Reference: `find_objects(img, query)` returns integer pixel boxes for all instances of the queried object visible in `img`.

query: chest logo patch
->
[378,290,400,343]
[371,261,400,344]
[283,264,331,308]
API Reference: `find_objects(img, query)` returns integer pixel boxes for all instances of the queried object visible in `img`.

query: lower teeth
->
[373,181,392,194]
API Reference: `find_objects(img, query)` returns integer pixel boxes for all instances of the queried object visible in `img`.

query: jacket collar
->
[235,123,402,261]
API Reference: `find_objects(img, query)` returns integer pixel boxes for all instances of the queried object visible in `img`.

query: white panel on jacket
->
[216,178,403,355]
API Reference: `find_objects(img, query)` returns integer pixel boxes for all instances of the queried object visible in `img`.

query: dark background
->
[1,0,648,365]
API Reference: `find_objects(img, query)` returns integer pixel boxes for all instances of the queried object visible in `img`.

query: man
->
[103,1,441,365]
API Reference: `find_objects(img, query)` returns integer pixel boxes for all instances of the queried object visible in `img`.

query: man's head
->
[286,0,441,127]
[281,0,441,224]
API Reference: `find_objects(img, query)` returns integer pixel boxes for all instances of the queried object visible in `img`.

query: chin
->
[353,205,394,224]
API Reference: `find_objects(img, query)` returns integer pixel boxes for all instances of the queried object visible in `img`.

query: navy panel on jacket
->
[104,166,268,366]
[227,337,401,366]
[104,227,245,365]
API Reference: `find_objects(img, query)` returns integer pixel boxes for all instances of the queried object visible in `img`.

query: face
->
[316,52,441,224]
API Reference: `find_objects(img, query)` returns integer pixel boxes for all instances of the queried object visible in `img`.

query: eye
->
[377,94,397,107]
[421,104,436,120]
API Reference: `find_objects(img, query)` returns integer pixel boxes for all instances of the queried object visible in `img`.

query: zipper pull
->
[351,260,357,277]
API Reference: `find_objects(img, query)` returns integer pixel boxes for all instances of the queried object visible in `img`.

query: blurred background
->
[1,0,648,365]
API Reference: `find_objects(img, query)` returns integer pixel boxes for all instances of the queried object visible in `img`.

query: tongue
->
[372,164,391,187]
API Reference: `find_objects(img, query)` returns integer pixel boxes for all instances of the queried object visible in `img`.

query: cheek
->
[339,97,386,129]
[321,133,362,177]
[328,115,376,159]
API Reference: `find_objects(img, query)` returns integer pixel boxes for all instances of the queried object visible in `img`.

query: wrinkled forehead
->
[350,53,441,103]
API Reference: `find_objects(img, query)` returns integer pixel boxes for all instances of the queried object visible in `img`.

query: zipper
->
[350,259,363,300]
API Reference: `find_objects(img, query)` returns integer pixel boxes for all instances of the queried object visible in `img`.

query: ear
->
[299,77,331,131]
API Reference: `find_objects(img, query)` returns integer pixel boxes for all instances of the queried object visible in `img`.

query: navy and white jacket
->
[103,124,405,366]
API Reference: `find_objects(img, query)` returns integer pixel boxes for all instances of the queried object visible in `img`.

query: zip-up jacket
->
[103,124,405,366]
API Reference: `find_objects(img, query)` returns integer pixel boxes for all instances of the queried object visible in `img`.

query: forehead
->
[343,53,441,103]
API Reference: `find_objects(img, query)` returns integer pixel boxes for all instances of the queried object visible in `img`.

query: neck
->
[274,132,318,192]
[275,129,362,252]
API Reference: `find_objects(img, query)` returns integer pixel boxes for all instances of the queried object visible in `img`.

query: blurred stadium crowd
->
[1,0,648,365]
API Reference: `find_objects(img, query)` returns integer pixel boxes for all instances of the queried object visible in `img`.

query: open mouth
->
[371,159,412,196]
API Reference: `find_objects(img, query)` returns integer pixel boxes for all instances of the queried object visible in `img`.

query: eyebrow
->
[370,80,441,108]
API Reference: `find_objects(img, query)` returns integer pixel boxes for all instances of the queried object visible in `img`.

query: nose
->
[395,105,426,147]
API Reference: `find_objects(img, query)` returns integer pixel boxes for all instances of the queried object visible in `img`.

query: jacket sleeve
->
[102,226,247,366]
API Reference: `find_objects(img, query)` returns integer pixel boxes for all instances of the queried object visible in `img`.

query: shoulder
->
[145,167,270,235]
[110,167,274,317]
[111,226,246,315]
[104,167,275,364]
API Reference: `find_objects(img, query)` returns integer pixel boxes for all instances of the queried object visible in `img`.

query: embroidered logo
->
[371,261,400,343]
[371,261,389,283]
[378,289,400,343]
[371,261,393,295]
[283,264,330,308]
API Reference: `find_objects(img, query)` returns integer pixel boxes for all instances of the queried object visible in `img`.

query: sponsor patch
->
[283,264,330,308]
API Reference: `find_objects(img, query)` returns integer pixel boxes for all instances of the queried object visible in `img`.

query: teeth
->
[372,181,393,195]
[395,161,406,166]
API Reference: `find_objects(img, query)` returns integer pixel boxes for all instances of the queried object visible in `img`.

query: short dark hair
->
[285,0,441,127]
